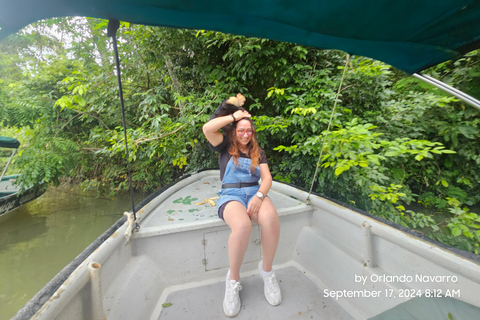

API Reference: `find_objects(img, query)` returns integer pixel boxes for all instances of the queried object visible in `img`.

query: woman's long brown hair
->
[228,118,261,173]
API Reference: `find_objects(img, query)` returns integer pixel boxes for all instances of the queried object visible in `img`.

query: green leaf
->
[78,97,87,107]
[335,165,350,176]
[162,303,172,308]
[414,155,424,161]
[458,125,479,139]
[384,151,399,157]
[366,155,381,165]
[452,227,462,237]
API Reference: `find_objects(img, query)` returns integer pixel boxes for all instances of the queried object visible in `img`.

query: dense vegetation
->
[1,18,480,254]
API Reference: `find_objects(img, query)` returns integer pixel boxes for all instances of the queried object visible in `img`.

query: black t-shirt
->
[210,135,268,181]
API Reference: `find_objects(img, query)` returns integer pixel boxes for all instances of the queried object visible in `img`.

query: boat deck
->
[158,263,354,320]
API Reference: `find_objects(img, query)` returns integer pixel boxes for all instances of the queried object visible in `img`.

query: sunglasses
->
[236,129,253,136]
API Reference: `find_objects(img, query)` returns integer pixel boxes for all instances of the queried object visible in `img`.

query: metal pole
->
[0,149,17,181]
[413,73,480,111]
[421,74,480,107]
[107,20,138,223]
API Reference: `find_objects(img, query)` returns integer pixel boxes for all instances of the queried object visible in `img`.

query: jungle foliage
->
[1,18,480,254]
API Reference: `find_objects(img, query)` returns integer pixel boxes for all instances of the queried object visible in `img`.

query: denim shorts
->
[217,185,260,220]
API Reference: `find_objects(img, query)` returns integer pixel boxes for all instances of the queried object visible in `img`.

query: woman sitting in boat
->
[203,96,282,317]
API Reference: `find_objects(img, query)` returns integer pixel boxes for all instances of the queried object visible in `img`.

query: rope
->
[306,54,350,204]
[108,20,139,230]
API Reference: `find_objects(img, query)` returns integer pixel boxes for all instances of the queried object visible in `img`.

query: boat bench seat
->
[136,171,310,238]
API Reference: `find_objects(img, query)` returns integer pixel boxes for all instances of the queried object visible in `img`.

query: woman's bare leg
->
[223,201,252,281]
[252,197,280,271]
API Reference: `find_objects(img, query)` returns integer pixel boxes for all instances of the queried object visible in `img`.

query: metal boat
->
[14,170,480,319]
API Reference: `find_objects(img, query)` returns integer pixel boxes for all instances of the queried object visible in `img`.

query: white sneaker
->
[223,274,242,317]
[259,261,282,306]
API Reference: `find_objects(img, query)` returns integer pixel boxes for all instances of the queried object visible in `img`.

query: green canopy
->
[0,136,20,149]
[1,0,479,74]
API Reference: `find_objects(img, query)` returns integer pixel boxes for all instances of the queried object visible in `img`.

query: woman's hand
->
[247,196,262,217]
[233,109,251,121]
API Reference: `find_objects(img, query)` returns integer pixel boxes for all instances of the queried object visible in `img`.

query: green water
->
[0,184,146,319]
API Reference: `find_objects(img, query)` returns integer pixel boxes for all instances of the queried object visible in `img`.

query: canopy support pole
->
[413,73,480,111]
[107,20,138,229]
[0,149,16,181]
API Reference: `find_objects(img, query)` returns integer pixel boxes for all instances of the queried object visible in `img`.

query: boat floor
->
[158,264,354,320]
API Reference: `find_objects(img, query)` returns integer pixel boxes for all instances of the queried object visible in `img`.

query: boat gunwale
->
[301,185,480,265]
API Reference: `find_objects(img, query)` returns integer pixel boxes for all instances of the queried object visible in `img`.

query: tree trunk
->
[164,55,184,110]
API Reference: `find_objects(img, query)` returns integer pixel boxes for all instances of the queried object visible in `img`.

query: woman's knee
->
[231,219,252,236]
[264,212,280,230]
[258,201,279,228]
[224,202,252,235]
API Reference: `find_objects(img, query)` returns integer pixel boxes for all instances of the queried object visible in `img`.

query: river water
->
[0,184,147,320]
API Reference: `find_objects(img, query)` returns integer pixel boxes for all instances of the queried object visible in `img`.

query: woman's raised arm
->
[202,110,251,146]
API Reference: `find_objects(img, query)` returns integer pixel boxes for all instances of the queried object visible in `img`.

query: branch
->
[136,124,186,145]
[340,85,355,92]
[164,52,189,56]
[71,109,110,130]
[400,163,406,184]
[134,109,205,145]
[54,113,82,139]
[122,84,151,90]
[82,147,103,151]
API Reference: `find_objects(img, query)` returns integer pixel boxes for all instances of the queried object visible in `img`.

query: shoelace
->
[265,274,279,293]
[227,282,242,302]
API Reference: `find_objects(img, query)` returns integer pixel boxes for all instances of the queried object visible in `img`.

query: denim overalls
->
[217,156,261,215]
